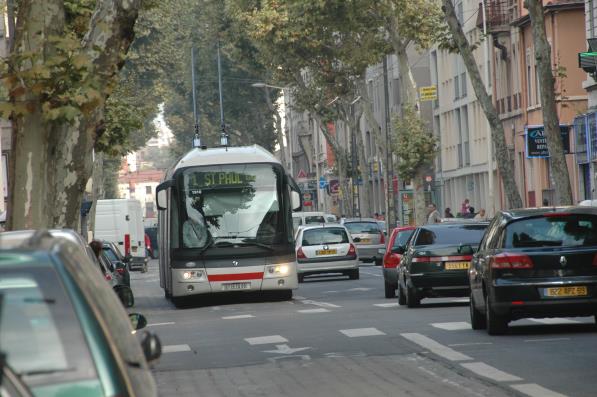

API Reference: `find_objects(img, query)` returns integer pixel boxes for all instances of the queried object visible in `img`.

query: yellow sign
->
[190,172,256,188]
[420,85,437,101]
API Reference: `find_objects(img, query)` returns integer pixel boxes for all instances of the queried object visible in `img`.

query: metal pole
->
[287,90,294,177]
[383,57,394,229]
[481,0,495,215]
[191,47,198,126]
[217,42,225,131]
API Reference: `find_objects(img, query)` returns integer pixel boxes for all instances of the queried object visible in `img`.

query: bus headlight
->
[181,270,206,282]
[265,264,290,277]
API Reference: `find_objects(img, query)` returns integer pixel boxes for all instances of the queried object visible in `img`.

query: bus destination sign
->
[189,172,257,189]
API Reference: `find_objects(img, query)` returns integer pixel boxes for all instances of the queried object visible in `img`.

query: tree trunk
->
[355,125,372,217]
[442,0,523,209]
[413,170,427,225]
[7,0,64,230]
[525,0,573,205]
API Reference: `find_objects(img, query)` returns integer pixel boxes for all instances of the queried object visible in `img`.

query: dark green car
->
[0,231,159,397]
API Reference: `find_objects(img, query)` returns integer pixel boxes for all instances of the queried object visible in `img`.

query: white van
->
[94,199,148,272]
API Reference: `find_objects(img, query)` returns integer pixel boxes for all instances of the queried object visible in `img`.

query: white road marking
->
[222,314,255,320]
[147,322,175,327]
[450,298,470,303]
[373,302,399,308]
[524,337,571,343]
[449,342,493,347]
[297,308,330,314]
[340,327,386,337]
[348,287,372,291]
[528,318,580,325]
[262,344,311,354]
[360,271,382,277]
[460,362,523,382]
[400,333,472,362]
[511,383,568,397]
[162,344,191,353]
[245,335,288,345]
[302,299,341,308]
[322,290,340,294]
[431,322,471,331]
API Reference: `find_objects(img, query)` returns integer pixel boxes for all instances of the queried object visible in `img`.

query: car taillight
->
[384,254,401,268]
[348,243,357,257]
[297,247,306,259]
[412,256,432,263]
[380,232,385,245]
[105,273,112,281]
[124,234,131,256]
[491,253,534,269]
[116,267,125,275]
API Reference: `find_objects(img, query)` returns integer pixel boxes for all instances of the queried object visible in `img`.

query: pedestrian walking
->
[427,203,441,224]
[444,208,454,218]
[460,198,470,216]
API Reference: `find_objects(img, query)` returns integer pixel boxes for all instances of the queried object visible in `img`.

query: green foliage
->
[392,107,437,181]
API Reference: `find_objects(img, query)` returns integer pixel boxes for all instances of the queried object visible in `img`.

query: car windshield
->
[0,265,97,386]
[180,164,285,248]
[415,224,487,246]
[505,214,597,248]
[302,228,349,246]
[305,216,325,224]
[393,229,415,248]
[344,222,380,234]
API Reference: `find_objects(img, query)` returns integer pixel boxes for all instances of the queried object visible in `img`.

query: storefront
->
[573,113,597,201]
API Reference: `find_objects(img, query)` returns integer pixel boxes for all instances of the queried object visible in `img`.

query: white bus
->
[155,145,301,305]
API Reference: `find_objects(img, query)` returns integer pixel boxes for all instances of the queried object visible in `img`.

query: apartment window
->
[146,186,152,195]
[534,65,541,105]
[454,75,460,99]
[456,108,463,167]
[461,106,470,166]
[460,71,467,97]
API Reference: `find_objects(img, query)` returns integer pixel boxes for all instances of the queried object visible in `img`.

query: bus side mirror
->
[156,181,171,211]
[291,191,302,212]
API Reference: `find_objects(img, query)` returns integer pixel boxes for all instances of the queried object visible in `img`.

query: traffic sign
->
[319,176,328,189]
[420,85,437,101]
[296,169,307,179]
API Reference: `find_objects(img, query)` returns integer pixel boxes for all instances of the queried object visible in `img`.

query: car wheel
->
[164,289,171,300]
[298,274,305,283]
[375,258,382,266]
[277,290,293,301]
[469,293,486,330]
[406,283,420,308]
[384,281,396,298]
[349,269,360,280]
[397,283,406,305]
[485,294,508,335]
[171,296,186,308]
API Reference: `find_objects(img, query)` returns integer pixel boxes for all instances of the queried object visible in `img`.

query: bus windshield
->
[180,164,284,249]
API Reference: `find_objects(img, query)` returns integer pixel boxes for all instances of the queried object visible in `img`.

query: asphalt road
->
[132,260,597,397]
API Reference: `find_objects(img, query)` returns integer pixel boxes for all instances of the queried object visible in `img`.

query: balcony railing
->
[477,0,518,33]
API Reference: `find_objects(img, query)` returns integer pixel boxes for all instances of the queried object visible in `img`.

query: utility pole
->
[191,46,201,147]
[383,57,395,230]
[217,42,225,134]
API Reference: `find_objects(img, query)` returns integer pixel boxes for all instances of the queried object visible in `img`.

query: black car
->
[469,207,597,335]
[102,241,131,287]
[397,221,488,307]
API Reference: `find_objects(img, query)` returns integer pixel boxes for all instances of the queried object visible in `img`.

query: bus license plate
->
[222,282,251,291]
[544,286,587,297]
[316,249,337,255]
[445,262,470,270]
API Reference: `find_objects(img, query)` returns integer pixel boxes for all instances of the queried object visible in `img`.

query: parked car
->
[379,226,415,298]
[295,225,359,282]
[102,241,131,287]
[145,226,158,259]
[398,221,488,307]
[469,207,597,335]
[341,218,385,264]
[0,230,161,396]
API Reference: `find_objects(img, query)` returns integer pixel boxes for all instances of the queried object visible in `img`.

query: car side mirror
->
[156,180,171,211]
[129,313,147,330]
[114,285,134,308]
[458,244,474,255]
[291,191,302,212]
[391,246,405,255]
[115,261,127,269]
[140,331,162,363]
[123,254,132,264]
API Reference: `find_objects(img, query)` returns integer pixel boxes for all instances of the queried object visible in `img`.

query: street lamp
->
[252,82,294,176]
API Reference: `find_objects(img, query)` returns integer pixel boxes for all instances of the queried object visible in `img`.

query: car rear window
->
[102,246,119,262]
[0,265,97,387]
[305,216,325,224]
[302,228,349,246]
[505,214,597,248]
[344,222,380,234]
[393,229,415,248]
[415,224,487,246]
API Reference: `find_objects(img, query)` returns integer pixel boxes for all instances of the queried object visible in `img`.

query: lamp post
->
[481,0,495,216]
[251,83,293,176]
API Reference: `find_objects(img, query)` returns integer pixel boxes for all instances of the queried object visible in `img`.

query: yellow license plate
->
[545,286,588,297]
[360,238,371,243]
[316,249,337,255]
[445,261,470,270]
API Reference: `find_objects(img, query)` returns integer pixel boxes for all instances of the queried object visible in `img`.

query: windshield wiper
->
[240,240,275,251]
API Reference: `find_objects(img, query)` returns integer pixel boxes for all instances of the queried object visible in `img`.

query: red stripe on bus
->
[207,272,264,282]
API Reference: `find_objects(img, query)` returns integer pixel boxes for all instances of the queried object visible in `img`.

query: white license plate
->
[222,282,251,291]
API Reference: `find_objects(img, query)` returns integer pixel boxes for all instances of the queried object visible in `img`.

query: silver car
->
[342,218,385,263]
[295,225,359,282]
